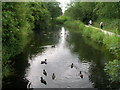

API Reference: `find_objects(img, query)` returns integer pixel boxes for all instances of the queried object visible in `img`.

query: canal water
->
[3,26,117,88]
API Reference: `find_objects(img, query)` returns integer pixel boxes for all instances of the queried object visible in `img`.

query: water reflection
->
[3,26,118,89]
[65,28,118,88]
[25,27,92,88]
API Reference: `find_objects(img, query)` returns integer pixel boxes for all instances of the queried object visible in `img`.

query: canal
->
[3,26,117,88]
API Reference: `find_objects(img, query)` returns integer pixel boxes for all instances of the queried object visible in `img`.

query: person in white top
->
[89,20,92,25]
[100,22,103,29]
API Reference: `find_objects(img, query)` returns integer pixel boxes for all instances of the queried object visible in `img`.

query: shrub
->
[64,20,80,29]
[91,29,105,43]
[82,27,92,37]
[56,16,71,24]
[103,35,119,53]
[104,59,120,82]
[79,22,85,31]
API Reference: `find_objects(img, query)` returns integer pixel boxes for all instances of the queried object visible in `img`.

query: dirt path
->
[85,25,120,37]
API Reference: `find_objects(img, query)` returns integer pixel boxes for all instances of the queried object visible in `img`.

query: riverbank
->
[63,19,120,58]
[85,25,120,37]
[93,18,118,34]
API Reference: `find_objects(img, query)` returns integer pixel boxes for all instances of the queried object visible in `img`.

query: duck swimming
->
[40,77,47,85]
[51,45,55,48]
[43,69,47,76]
[52,73,55,80]
[41,59,47,64]
[80,71,82,74]
[80,74,83,78]
[79,71,83,78]
[71,63,74,68]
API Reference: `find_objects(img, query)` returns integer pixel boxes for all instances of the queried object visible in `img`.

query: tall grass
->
[103,35,120,57]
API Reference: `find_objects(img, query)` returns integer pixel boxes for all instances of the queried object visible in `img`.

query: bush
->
[2,2,33,63]
[64,20,80,29]
[103,35,119,53]
[79,22,85,31]
[82,27,92,37]
[91,29,105,43]
[2,2,53,63]
[104,59,120,82]
[56,16,71,24]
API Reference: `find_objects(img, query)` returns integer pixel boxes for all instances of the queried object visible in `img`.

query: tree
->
[44,2,62,20]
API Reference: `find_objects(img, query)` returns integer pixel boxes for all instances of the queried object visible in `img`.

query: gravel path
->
[85,25,120,37]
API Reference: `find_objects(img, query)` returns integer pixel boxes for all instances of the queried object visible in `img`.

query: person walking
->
[100,22,103,29]
[89,20,92,25]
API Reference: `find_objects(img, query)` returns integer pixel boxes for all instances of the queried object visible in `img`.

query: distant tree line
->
[64,2,119,24]
[2,2,62,63]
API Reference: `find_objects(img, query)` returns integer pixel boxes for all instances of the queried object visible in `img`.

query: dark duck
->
[71,63,74,68]
[40,77,47,85]
[80,71,83,78]
[41,59,47,64]
[52,73,55,80]
[43,69,47,76]
[51,45,55,48]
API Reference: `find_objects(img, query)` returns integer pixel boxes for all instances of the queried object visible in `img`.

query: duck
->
[71,63,74,68]
[80,71,82,74]
[51,45,55,48]
[43,69,47,76]
[40,77,47,85]
[80,74,83,78]
[41,59,47,64]
[52,73,55,80]
[79,71,83,78]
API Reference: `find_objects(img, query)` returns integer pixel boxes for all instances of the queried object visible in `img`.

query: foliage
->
[63,18,119,58]
[82,27,105,43]
[44,2,62,20]
[64,2,120,85]
[103,35,119,56]
[56,16,71,24]
[91,29,105,43]
[82,28,92,38]
[64,2,119,32]
[93,18,118,33]
[82,25,119,57]
[2,2,33,63]
[29,2,51,30]
[2,65,15,78]
[64,2,118,22]
[64,19,120,83]
[104,59,120,82]
[2,2,62,64]
[95,2,118,19]
[64,20,80,29]
[64,2,97,23]
[79,22,85,30]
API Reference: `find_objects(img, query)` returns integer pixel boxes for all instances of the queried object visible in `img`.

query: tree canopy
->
[64,2,119,23]
[2,2,62,63]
